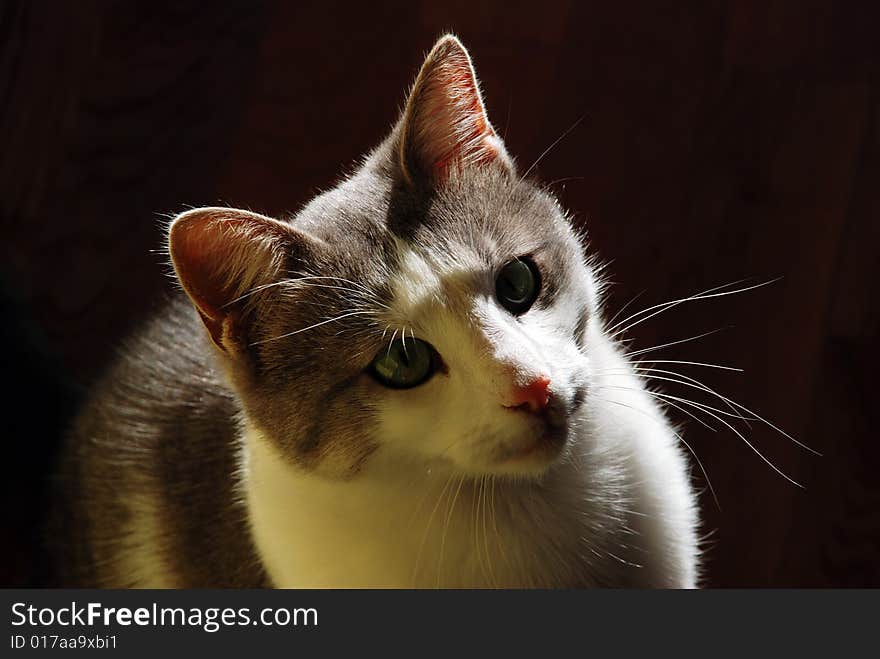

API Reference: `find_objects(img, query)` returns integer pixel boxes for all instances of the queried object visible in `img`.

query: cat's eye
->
[370,337,436,389]
[496,257,541,315]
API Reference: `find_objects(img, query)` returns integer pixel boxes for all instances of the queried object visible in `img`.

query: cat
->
[49,35,700,588]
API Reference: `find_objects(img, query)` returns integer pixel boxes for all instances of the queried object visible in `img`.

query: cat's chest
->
[243,429,589,588]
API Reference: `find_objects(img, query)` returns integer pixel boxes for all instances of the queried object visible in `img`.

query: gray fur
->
[49,35,698,588]
[50,300,267,586]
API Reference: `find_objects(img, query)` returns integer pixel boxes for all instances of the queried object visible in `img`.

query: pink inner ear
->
[169,208,290,346]
[401,36,507,182]
[171,213,253,320]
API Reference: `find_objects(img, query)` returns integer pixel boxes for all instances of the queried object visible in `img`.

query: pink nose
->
[507,376,551,413]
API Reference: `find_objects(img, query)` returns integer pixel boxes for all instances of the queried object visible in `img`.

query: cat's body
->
[51,36,699,588]
[53,298,696,588]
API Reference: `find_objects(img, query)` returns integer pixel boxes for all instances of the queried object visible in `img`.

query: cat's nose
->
[506,376,551,413]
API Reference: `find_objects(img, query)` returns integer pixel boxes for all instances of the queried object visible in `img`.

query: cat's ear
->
[398,34,512,186]
[168,207,316,353]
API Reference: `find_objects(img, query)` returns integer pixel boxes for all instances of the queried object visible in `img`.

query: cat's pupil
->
[503,270,528,299]
[496,258,540,315]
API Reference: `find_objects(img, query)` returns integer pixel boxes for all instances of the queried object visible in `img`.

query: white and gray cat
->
[51,35,700,588]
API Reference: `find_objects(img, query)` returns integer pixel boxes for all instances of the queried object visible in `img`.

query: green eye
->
[370,337,436,389]
[496,257,540,315]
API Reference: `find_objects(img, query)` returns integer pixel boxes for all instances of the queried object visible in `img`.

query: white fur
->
[243,340,698,586]
[243,240,699,588]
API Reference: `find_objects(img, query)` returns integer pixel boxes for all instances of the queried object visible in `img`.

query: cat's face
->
[169,35,601,478]
[368,171,597,476]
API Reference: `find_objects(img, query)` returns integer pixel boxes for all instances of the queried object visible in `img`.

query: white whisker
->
[386,328,399,358]
[604,288,647,330]
[608,278,778,339]
[500,116,586,218]
[285,273,374,295]
[412,473,455,586]
[630,359,743,372]
[651,392,804,488]
[625,327,731,357]
[606,278,755,335]
[627,368,819,455]
[222,280,289,307]
[436,475,465,589]
[251,310,376,345]
[520,117,585,183]
[617,368,756,422]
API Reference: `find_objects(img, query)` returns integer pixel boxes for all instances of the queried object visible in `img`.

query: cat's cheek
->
[369,384,451,454]
[372,383,494,467]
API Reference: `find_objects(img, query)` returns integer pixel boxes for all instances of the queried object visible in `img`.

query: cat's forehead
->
[387,236,476,323]
[289,160,577,321]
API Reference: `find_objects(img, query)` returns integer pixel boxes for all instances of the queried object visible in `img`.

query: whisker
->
[405,469,444,531]
[488,476,508,569]
[651,392,805,488]
[519,116,586,183]
[606,277,759,336]
[629,359,743,372]
[609,278,779,340]
[499,116,586,219]
[436,475,466,588]
[401,326,409,359]
[284,273,374,295]
[540,176,585,192]
[635,367,752,425]
[222,280,289,308]
[480,476,497,587]
[642,389,718,433]
[601,384,724,437]
[251,310,376,345]
[605,278,753,336]
[629,368,819,455]
[601,379,753,424]
[286,283,389,306]
[385,328,400,359]
[472,476,488,584]
[604,368,755,422]
[226,273,383,309]
[604,288,647,331]
[412,473,455,586]
[625,327,731,358]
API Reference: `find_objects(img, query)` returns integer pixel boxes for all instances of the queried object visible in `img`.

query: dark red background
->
[2,1,878,587]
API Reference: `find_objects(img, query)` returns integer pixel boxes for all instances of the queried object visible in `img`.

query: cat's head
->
[169,35,602,479]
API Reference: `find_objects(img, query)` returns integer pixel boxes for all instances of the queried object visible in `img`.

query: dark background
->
[2,1,877,587]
